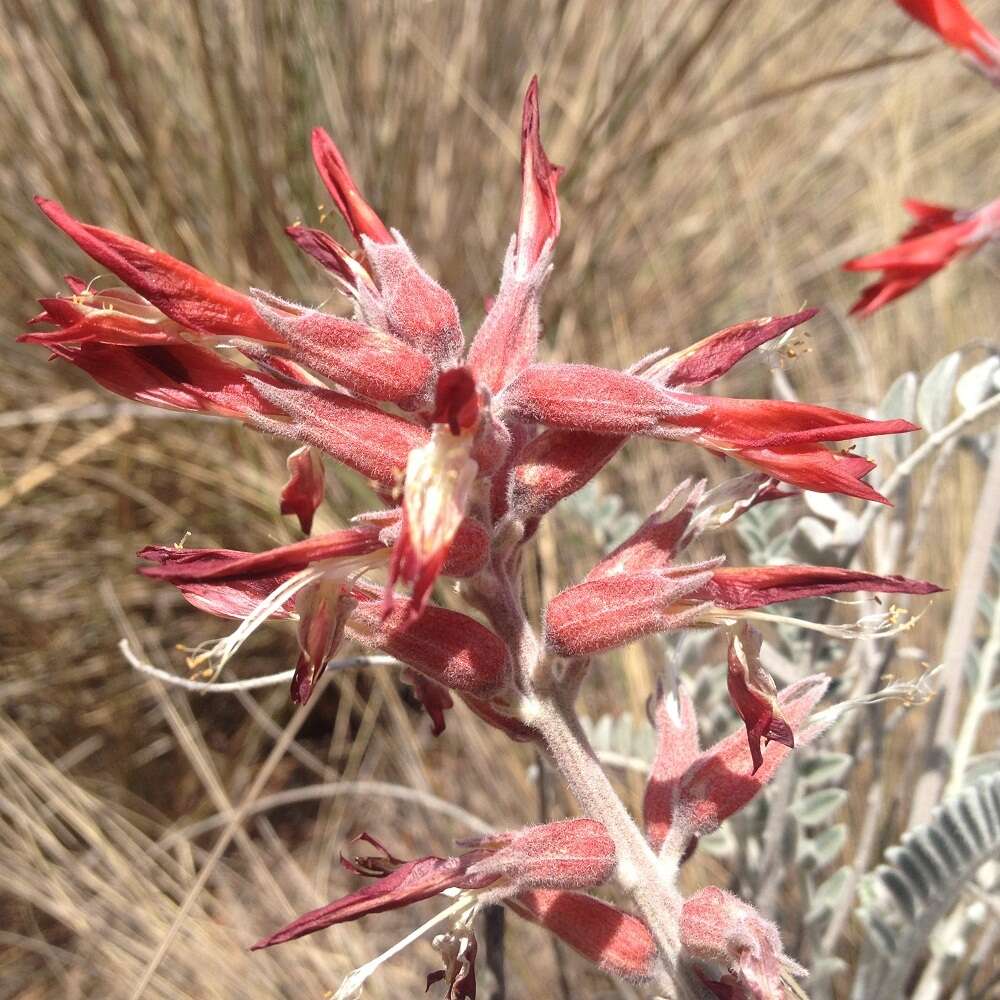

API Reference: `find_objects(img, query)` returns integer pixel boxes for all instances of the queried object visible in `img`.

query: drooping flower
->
[845,195,1000,315]
[279,446,326,535]
[893,0,1000,86]
[726,624,793,774]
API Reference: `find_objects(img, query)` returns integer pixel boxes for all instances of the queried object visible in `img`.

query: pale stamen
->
[332,895,475,1000]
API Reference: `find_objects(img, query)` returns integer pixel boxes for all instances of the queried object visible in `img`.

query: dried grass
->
[1,1,998,997]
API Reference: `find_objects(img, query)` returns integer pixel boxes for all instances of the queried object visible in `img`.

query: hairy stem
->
[532,693,695,997]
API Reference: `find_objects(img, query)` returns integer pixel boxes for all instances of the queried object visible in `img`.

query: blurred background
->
[2,1,999,997]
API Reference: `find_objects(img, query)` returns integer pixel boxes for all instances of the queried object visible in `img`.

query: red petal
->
[704,565,942,609]
[49,342,283,419]
[652,310,818,388]
[138,528,384,583]
[515,76,563,276]
[251,853,487,950]
[284,225,360,286]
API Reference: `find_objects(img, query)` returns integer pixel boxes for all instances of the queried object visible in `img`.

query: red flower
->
[845,195,1000,315]
[45,341,285,420]
[500,362,916,502]
[681,887,806,1000]
[894,0,1000,85]
[139,532,508,704]
[545,562,939,658]
[32,198,281,342]
[253,820,615,946]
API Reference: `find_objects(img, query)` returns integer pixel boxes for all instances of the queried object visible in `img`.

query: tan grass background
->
[1,1,998,997]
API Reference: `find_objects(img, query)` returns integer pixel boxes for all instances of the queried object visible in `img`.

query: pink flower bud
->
[362,237,464,364]
[507,890,655,982]
[585,480,701,581]
[638,310,819,388]
[510,428,622,520]
[246,377,429,487]
[250,291,435,407]
[284,224,363,289]
[34,197,280,342]
[310,127,393,245]
[681,887,806,1000]
[348,588,509,697]
[515,76,562,277]
[726,624,793,774]
[544,567,717,657]
[280,446,325,535]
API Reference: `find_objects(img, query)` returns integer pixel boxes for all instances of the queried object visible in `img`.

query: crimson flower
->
[893,0,1000,85]
[845,196,1000,316]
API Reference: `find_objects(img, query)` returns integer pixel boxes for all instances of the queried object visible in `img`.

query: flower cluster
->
[22,78,942,998]
[252,652,828,1000]
[842,1,999,315]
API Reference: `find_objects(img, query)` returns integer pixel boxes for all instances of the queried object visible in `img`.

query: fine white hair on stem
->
[119,639,399,693]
